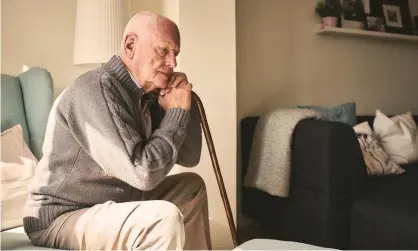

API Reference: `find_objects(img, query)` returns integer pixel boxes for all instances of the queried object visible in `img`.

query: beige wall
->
[176,1,237,249]
[411,0,418,17]
[130,0,179,24]
[1,0,236,249]
[237,0,418,120]
[1,0,77,97]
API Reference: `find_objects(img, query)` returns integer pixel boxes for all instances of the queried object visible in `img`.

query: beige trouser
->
[28,172,212,250]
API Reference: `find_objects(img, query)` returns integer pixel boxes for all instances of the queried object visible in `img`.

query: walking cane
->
[191,91,239,247]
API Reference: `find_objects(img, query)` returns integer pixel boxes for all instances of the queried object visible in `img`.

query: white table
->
[234,239,338,250]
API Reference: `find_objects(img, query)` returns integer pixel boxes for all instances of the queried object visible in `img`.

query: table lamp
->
[73,0,127,67]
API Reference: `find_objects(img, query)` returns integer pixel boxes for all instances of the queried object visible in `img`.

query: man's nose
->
[166,54,177,68]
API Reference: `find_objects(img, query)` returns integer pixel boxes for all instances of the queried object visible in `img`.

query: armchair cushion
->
[18,68,54,159]
[1,75,30,146]
[1,125,38,231]
[1,68,54,159]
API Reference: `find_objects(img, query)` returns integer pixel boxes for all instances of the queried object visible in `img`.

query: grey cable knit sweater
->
[23,55,202,234]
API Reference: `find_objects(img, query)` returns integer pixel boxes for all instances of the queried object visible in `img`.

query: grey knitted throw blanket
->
[243,108,324,197]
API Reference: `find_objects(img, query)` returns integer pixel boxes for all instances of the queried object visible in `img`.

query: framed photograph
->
[367,0,412,35]
[382,4,402,28]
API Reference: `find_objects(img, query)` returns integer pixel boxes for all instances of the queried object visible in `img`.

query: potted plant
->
[315,0,343,27]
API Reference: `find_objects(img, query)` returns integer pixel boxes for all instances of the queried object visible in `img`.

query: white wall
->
[237,0,418,120]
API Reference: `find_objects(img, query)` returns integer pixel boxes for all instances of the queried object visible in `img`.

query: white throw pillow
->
[1,124,38,230]
[354,122,405,176]
[373,110,418,164]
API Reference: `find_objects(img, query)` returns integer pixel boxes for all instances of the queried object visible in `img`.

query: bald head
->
[120,12,180,53]
[119,12,181,93]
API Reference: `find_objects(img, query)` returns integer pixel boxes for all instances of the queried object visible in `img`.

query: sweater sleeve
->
[68,76,190,191]
[176,98,202,167]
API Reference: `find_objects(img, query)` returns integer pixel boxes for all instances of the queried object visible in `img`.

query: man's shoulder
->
[73,68,109,90]
[67,68,124,99]
[59,68,136,115]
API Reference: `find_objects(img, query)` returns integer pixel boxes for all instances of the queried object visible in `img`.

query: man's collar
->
[117,56,142,89]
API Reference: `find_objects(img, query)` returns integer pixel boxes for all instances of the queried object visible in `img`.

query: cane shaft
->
[191,92,238,247]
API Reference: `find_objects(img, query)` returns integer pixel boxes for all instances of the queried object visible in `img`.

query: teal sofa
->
[1,68,55,250]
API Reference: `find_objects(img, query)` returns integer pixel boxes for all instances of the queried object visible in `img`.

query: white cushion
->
[234,239,338,250]
[354,122,405,176]
[373,110,418,164]
[1,124,38,230]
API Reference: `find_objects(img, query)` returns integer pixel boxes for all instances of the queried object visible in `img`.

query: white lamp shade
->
[73,0,127,67]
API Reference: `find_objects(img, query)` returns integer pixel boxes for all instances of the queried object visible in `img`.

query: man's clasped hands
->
[158,72,193,112]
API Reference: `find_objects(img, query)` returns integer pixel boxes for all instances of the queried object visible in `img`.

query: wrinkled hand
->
[160,72,191,96]
[159,81,193,111]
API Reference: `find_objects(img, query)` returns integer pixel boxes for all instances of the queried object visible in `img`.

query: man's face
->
[133,22,180,93]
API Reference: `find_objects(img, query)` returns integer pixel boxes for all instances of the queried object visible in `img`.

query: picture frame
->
[367,0,412,35]
[382,4,403,28]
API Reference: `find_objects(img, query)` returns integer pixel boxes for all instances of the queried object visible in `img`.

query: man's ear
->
[124,32,138,59]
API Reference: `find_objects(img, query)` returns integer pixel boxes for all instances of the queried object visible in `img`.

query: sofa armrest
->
[239,117,369,249]
[283,119,369,248]
[291,119,368,196]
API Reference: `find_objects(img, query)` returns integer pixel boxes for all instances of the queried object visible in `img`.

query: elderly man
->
[23,11,211,250]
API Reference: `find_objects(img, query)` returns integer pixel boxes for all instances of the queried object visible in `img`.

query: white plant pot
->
[342,20,364,29]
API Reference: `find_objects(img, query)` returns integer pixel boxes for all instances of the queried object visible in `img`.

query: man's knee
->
[147,200,183,221]
[129,201,185,249]
[155,201,184,235]
[128,201,184,230]
[179,172,207,201]
[181,172,206,191]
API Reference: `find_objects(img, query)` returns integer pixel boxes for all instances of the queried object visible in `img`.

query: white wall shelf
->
[316,26,418,44]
